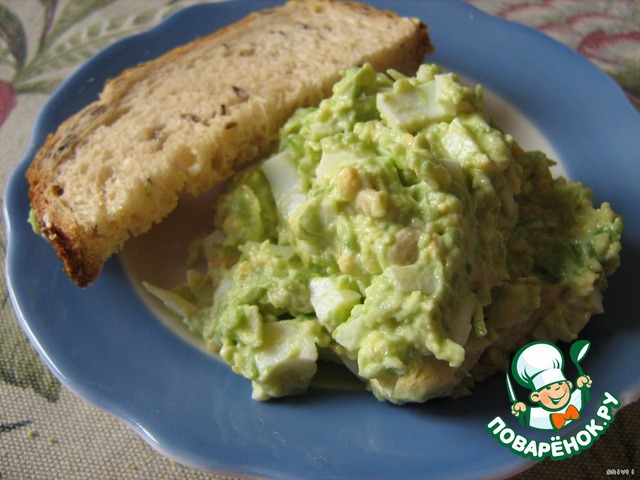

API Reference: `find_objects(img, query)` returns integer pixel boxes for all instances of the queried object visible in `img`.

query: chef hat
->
[512,341,567,391]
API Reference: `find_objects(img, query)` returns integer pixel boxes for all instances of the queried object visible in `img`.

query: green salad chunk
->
[148,64,622,403]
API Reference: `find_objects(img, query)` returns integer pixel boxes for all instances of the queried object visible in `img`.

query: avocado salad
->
[146,64,622,404]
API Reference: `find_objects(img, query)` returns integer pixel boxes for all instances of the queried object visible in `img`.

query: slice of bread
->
[27,0,433,287]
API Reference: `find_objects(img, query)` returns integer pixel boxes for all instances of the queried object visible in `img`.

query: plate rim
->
[4,1,640,479]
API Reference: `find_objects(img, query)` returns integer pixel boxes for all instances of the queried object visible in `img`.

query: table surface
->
[1,1,638,479]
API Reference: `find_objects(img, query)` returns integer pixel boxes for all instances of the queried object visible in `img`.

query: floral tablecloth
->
[1,1,638,479]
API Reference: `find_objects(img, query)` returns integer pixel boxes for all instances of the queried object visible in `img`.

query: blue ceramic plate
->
[5,1,640,479]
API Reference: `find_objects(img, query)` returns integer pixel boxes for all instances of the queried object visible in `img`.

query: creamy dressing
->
[121,76,562,356]
[120,65,620,403]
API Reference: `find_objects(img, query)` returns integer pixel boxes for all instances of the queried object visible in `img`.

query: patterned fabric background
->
[0,1,638,479]
[469,0,640,108]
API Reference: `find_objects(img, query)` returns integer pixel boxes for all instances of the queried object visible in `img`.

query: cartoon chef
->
[509,341,592,430]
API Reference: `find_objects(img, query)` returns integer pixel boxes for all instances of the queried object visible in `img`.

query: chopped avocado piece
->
[28,209,42,235]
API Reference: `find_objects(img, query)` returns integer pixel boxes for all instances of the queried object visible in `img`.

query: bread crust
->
[27,0,433,287]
